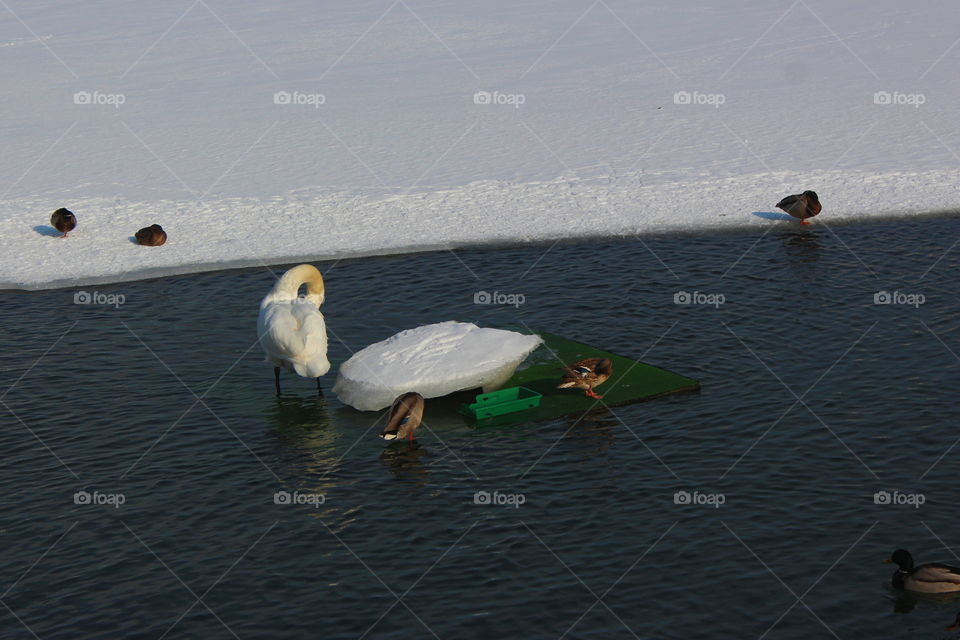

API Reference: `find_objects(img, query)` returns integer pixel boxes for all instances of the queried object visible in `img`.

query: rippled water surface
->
[3,217,960,639]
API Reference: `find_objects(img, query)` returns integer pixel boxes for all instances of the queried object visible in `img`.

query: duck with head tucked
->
[557,358,613,399]
[50,208,76,237]
[135,224,167,246]
[776,190,821,225]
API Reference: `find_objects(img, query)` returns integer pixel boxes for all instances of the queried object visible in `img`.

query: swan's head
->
[265,264,325,306]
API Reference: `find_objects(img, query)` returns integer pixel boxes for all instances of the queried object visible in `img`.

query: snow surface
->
[2,0,959,289]
[332,321,542,411]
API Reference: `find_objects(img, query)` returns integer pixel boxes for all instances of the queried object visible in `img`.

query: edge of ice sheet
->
[2,168,958,290]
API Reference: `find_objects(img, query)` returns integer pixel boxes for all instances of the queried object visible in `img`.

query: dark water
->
[3,217,960,639]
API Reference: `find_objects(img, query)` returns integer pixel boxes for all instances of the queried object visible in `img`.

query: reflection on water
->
[778,228,822,263]
[266,394,333,434]
[379,441,431,486]
[566,408,617,458]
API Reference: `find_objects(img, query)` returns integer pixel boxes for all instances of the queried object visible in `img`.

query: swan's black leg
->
[316,377,323,395]
[274,367,281,396]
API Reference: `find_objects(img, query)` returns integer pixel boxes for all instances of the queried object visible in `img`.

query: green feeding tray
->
[460,386,543,420]
[462,331,699,426]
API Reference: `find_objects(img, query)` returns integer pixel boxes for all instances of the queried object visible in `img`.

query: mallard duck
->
[886,549,960,593]
[557,358,613,399]
[135,224,167,246]
[380,392,424,441]
[257,264,329,395]
[776,190,821,225]
[50,208,76,237]
[947,612,960,631]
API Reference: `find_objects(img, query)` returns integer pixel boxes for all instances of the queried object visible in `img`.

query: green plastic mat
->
[466,332,700,425]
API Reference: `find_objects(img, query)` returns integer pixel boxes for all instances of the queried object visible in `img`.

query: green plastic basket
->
[460,386,543,420]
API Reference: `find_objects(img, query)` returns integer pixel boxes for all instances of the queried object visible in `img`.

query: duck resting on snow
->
[776,190,821,225]
[135,224,167,246]
[257,264,330,395]
[557,358,613,399]
[886,549,960,593]
[379,392,425,441]
[50,208,76,237]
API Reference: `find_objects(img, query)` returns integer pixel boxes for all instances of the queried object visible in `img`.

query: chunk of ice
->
[332,321,542,411]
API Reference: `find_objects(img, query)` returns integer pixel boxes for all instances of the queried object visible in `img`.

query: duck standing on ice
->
[50,208,76,237]
[776,190,821,225]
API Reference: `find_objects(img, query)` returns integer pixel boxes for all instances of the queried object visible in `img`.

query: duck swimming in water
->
[886,549,960,593]
[379,392,425,441]
[50,208,76,237]
[776,190,821,225]
[557,358,613,399]
[135,224,167,246]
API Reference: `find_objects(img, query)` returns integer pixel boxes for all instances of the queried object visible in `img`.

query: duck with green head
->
[886,549,960,593]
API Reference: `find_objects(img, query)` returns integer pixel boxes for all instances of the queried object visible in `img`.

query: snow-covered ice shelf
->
[2,0,958,289]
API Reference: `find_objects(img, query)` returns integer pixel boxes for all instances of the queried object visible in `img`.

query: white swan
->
[257,264,330,395]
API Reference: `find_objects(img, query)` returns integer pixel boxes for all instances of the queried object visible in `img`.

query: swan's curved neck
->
[270,265,325,302]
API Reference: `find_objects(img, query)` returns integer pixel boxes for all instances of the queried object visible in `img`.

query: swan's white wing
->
[258,301,330,378]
